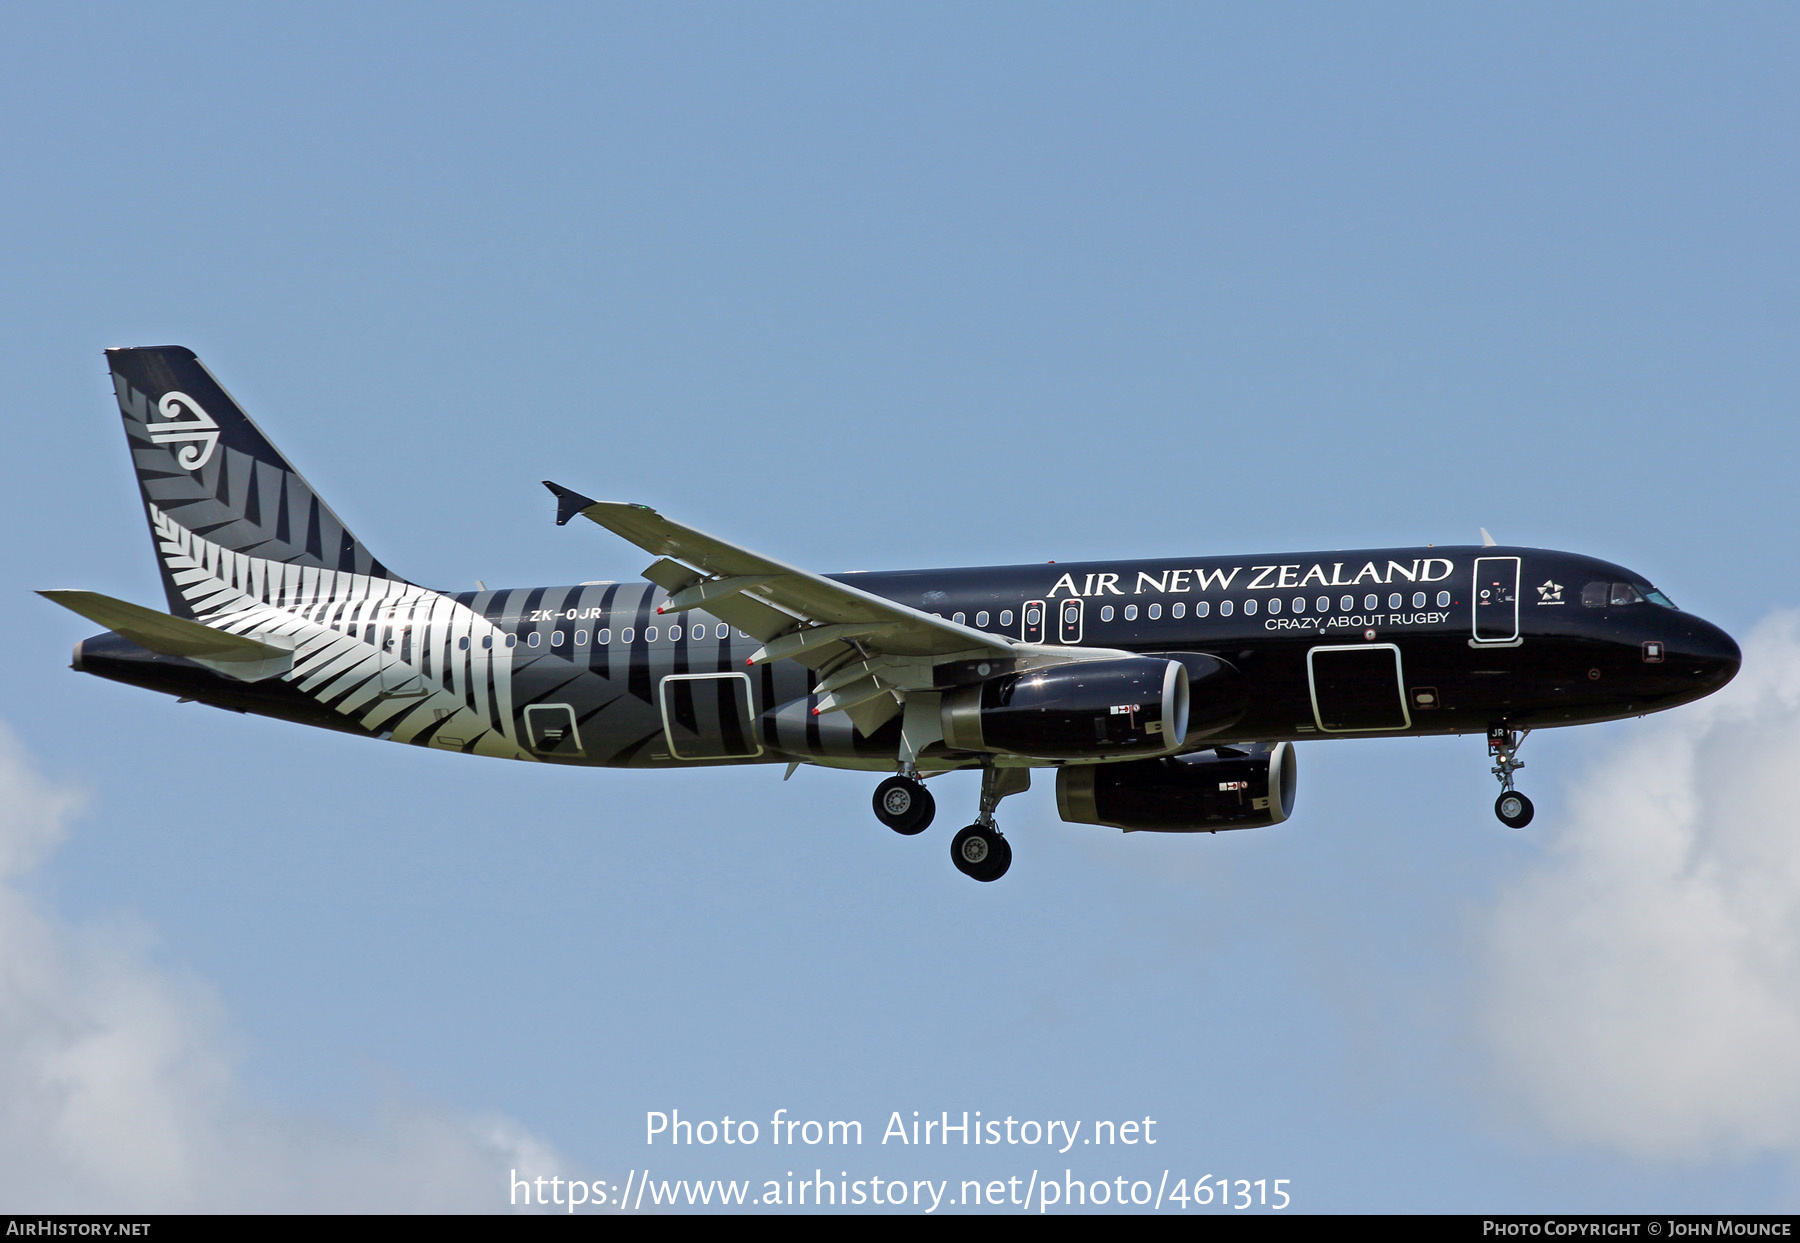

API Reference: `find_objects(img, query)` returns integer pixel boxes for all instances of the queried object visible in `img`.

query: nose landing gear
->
[1489,726,1534,828]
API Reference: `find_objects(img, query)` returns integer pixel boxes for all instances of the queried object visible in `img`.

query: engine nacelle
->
[940,657,1189,760]
[1055,742,1298,832]
[1156,652,1248,743]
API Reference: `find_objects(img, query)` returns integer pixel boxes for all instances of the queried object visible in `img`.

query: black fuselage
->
[77,543,1741,770]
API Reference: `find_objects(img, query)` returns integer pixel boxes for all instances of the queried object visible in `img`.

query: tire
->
[978,835,1012,882]
[873,776,934,835]
[1494,791,1535,829]
[951,824,1009,881]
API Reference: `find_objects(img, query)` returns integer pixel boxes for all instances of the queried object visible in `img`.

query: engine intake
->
[940,657,1189,760]
[1055,742,1298,832]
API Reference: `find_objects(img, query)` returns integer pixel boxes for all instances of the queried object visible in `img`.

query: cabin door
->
[1472,556,1522,644]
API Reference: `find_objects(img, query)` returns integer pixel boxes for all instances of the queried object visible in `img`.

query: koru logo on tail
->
[148,391,219,471]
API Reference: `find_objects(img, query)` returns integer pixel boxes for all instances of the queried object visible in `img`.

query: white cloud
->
[0,725,565,1212]
[1480,612,1800,1158]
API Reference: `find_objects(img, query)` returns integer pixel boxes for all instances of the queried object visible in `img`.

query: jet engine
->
[1157,652,1248,743]
[940,657,1189,760]
[1055,742,1298,832]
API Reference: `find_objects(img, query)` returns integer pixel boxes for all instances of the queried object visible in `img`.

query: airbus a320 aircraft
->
[45,348,1742,882]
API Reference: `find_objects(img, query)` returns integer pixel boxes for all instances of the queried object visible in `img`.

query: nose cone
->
[1679,616,1741,696]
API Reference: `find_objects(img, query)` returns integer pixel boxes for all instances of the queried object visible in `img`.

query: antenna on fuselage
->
[1480,528,1498,547]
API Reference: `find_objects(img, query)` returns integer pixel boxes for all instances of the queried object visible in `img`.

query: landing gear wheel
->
[1495,791,1534,829]
[951,824,1011,882]
[873,776,934,835]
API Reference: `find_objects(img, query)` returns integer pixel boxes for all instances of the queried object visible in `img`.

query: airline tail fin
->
[105,347,402,619]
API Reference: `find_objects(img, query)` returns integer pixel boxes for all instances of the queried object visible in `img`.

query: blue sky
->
[3,3,1799,1212]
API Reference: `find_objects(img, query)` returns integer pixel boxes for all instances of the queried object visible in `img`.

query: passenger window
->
[1364,594,1379,611]
[458,636,470,651]
[575,630,588,645]
[1316,596,1330,612]
[1124,605,1138,621]
[1147,603,1162,620]
[645,627,659,642]
[505,634,517,648]
[552,631,565,646]
[482,636,493,649]
[1196,601,1210,618]
[1172,602,1186,618]
[621,627,635,643]
[528,632,541,647]
[669,625,682,641]
[1220,600,1235,617]
[1000,610,1014,627]
[717,624,729,638]
[1243,599,1258,615]
[976,611,989,627]
[598,628,612,644]
[953,612,966,625]
[1268,597,1281,614]
[1340,595,1354,611]
[1101,605,1115,621]
[1437,591,1451,608]
[1413,592,1426,609]
[1389,593,1402,609]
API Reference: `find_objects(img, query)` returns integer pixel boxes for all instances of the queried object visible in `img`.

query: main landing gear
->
[872,763,1027,882]
[952,824,1010,883]
[950,765,1028,883]
[1488,726,1534,829]
[873,773,934,835]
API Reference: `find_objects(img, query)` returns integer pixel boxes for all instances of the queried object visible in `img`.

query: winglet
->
[543,480,599,527]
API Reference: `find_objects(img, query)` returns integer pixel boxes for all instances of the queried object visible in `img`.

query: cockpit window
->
[1582,581,1671,608]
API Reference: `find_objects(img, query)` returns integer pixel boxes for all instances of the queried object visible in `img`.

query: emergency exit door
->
[1022,600,1046,643]
[1057,597,1084,643]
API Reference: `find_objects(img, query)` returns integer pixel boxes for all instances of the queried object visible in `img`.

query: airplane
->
[43,347,1743,882]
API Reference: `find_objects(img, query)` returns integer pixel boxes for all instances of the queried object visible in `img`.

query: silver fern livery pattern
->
[46,348,1743,882]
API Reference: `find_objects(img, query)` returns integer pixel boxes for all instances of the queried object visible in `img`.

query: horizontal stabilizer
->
[39,589,293,682]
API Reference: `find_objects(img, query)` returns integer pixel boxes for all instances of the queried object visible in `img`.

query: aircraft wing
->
[545,482,1016,728]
